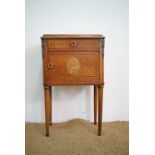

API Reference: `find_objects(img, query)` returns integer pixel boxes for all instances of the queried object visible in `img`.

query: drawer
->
[44,52,100,85]
[46,39,100,50]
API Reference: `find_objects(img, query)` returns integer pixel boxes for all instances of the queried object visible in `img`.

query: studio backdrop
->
[25,0,129,123]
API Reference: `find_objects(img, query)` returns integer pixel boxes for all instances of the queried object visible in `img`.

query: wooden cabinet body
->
[41,34,105,136]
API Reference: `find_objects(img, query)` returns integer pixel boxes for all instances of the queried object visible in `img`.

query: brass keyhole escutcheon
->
[70,41,77,47]
[48,63,54,69]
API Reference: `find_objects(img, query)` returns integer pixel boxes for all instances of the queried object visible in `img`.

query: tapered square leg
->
[94,86,98,124]
[44,86,50,137]
[49,86,52,125]
[98,85,103,136]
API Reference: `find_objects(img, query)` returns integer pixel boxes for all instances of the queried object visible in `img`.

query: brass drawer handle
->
[70,41,77,47]
[48,63,54,69]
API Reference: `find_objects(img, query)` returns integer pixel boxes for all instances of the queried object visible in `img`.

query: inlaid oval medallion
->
[67,57,80,75]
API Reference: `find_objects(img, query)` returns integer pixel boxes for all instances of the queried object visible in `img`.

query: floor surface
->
[25,119,129,155]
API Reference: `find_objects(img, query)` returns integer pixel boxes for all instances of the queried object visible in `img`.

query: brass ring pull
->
[48,63,54,69]
[70,41,77,47]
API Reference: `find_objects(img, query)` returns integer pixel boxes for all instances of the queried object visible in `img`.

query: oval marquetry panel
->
[66,57,80,75]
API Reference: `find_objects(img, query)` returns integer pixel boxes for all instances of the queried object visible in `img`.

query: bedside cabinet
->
[41,34,105,136]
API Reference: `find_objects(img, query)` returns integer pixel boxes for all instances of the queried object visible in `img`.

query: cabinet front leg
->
[94,86,98,124]
[49,86,52,125]
[44,86,50,137]
[98,85,103,136]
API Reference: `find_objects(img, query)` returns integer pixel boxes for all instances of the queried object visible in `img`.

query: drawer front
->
[46,39,100,50]
[44,52,99,85]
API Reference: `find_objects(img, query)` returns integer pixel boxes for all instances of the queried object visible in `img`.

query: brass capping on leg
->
[99,85,103,88]
[98,82,105,88]
[44,86,50,89]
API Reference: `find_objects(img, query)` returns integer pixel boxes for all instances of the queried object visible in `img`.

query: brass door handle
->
[70,41,77,47]
[48,63,54,69]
